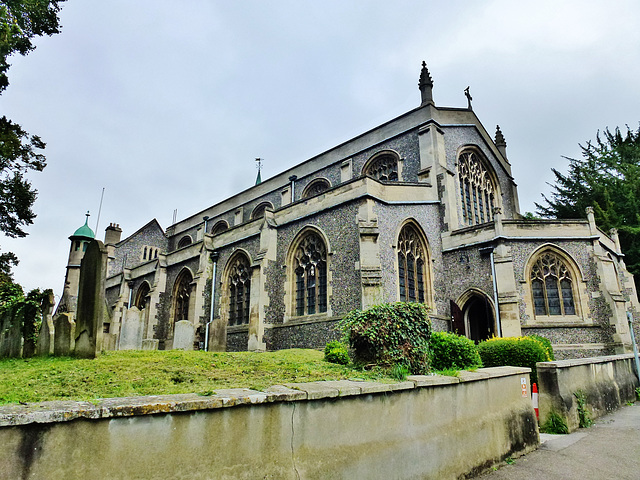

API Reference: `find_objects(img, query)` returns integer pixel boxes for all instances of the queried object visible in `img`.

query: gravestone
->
[37,292,56,355]
[75,240,108,358]
[119,307,143,350]
[173,320,195,350]
[142,339,159,350]
[0,313,21,358]
[53,313,76,356]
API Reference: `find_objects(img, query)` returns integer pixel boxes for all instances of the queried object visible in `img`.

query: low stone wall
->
[537,353,639,432]
[0,367,538,480]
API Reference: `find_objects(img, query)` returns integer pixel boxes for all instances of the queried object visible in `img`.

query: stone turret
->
[56,212,95,315]
[419,61,434,106]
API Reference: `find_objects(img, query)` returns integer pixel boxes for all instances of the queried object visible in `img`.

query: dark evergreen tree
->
[536,125,640,289]
[0,1,65,276]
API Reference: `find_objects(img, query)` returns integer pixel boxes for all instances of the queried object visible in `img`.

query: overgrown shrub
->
[477,336,548,384]
[541,411,568,434]
[527,334,555,361]
[323,340,350,365]
[430,331,482,371]
[339,302,431,374]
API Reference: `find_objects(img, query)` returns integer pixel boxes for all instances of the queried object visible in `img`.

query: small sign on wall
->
[521,377,528,397]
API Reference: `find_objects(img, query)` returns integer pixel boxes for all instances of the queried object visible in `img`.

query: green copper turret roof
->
[72,212,95,239]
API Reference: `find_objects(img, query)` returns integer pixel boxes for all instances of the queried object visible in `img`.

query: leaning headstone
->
[0,312,22,358]
[173,320,195,350]
[119,307,143,350]
[75,240,108,358]
[54,313,76,356]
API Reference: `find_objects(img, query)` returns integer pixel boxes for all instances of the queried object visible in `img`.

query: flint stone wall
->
[0,366,537,480]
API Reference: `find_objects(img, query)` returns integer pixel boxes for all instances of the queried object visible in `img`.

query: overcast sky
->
[1,0,639,298]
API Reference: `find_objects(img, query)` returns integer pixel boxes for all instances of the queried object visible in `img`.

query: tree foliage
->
[0,1,65,276]
[536,125,640,287]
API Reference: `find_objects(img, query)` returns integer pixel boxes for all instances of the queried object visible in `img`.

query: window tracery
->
[530,251,576,316]
[228,254,251,325]
[302,179,331,199]
[397,224,429,304]
[365,153,398,181]
[293,232,327,316]
[458,151,496,226]
[173,271,192,322]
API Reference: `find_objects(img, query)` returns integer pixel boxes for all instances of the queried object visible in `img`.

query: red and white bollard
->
[532,383,539,422]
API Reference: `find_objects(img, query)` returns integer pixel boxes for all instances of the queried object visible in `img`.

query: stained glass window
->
[530,252,576,316]
[458,151,495,226]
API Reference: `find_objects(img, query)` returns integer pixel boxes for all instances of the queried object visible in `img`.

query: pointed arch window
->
[177,236,192,249]
[228,254,251,325]
[397,224,430,304]
[292,232,328,316]
[458,151,496,226]
[365,153,399,181]
[251,202,273,220]
[134,282,151,309]
[530,251,576,316]
[173,270,193,322]
[211,220,229,236]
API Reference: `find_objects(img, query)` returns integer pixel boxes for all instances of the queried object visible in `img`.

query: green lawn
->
[0,349,396,405]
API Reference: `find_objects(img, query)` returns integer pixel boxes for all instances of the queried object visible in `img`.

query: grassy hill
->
[0,349,395,405]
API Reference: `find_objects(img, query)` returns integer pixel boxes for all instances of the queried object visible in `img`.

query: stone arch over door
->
[455,289,496,342]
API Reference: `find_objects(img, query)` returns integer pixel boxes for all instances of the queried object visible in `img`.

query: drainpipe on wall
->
[204,251,219,352]
[127,281,135,308]
[203,216,209,236]
[627,312,640,384]
[480,246,502,337]
[289,175,297,202]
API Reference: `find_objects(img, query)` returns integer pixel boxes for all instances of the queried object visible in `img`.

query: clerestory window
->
[365,153,399,182]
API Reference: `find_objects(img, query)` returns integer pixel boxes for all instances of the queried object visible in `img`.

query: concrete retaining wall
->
[0,367,538,480]
[537,353,640,432]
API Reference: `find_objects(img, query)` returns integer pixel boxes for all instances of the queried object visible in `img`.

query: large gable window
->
[530,251,576,316]
[397,223,431,304]
[292,232,328,316]
[458,151,496,226]
[227,254,251,325]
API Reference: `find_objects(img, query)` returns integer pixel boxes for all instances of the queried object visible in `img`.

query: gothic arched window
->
[458,151,496,226]
[365,152,399,182]
[397,223,430,304]
[173,270,193,322]
[134,282,151,309]
[292,232,328,316]
[227,254,251,325]
[530,251,576,316]
[302,179,331,199]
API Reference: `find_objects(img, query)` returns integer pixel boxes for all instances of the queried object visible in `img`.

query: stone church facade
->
[59,63,640,359]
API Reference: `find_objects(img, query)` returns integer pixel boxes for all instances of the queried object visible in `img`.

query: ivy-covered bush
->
[430,331,482,371]
[339,302,431,374]
[478,336,548,383]
[324,340,350,365]
[527,334,555,361]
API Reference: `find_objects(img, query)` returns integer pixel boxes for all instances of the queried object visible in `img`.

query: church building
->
[58,63,640,359]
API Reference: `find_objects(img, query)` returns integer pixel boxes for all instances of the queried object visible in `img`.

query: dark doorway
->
[464,295,494,342]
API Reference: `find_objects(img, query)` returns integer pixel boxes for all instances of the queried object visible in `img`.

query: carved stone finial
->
[495,125,507,159]
[585,206,594,215]
[495,125,506,147]
[419,61,434,106]
[464,86,472,110]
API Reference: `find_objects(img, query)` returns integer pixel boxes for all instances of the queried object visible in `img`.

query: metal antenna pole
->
[95,187,105,233]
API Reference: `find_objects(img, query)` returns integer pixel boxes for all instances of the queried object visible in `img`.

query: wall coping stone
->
[0,366,530,428]
[538,353,635,370]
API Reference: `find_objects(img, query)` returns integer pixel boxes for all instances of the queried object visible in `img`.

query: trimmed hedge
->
[339,302,432,374]
[478,336,548,383]
[527,334,555,361]
[430,331,482,371]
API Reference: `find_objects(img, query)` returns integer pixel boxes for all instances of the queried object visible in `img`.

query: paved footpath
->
[477,402,640,479]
